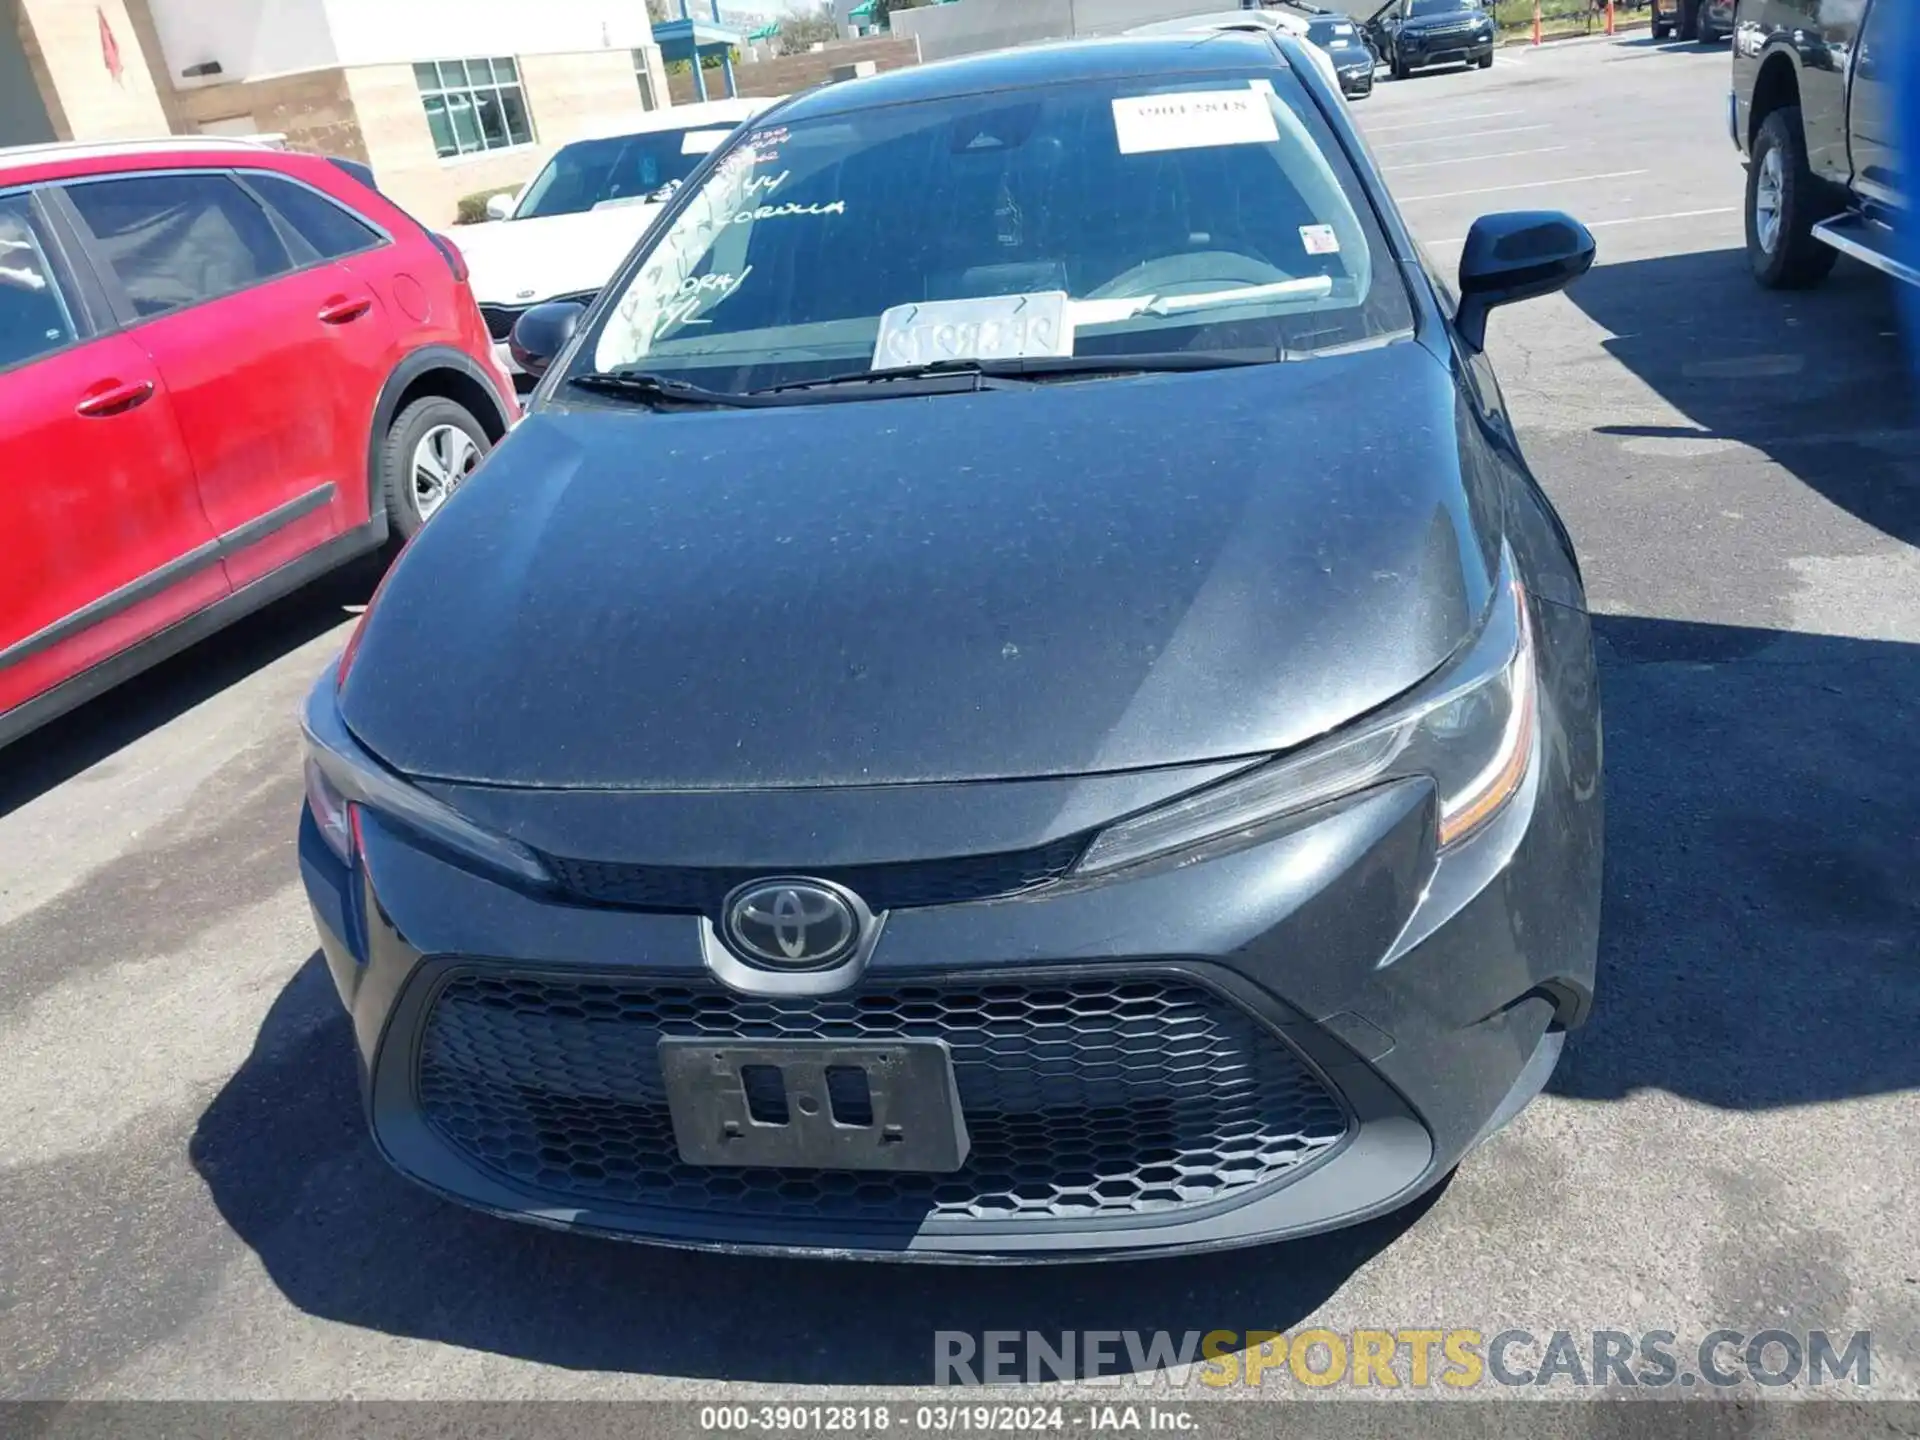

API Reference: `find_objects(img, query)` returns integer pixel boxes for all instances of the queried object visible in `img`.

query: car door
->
[1847,0,1901,207]
[56,168,398,592]
[0,188,225,728]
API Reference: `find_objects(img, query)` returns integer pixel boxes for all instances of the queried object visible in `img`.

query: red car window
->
[243,171,386,260]
[63,172,293,317]
[0,196,83,371]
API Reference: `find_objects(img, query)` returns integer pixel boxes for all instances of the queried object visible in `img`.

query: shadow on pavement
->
[0,556,379,821]
[193,615,1919,1380]
[1566,248,1920,546]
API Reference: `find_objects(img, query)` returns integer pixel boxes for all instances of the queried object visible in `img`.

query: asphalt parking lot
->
[3,33,1918,1410]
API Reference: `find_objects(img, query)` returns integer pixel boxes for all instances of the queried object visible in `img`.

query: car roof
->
[1126,11,1306,36]
[0,134,318,188]
[775,32,1295,123]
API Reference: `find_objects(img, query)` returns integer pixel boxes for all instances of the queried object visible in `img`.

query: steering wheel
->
[1084,250,1292,301]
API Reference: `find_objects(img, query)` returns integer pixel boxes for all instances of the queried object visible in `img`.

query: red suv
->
[1,137,517,748]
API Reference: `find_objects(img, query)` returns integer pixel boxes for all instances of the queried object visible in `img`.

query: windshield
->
[513,125,742,219]
[1408,0,1482,15]
[582,72,1413,394]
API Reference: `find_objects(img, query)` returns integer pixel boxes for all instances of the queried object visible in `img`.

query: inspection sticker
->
[1111,89,1281,155]
[1300,224,1341,255]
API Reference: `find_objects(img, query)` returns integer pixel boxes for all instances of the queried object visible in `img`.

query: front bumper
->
[300,608,1601,1260]
[1400,32,1495,66]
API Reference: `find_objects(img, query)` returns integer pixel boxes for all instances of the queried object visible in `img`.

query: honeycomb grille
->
[478,304,524,342]
[542,834,1088,914]
[415,971,1349,1227]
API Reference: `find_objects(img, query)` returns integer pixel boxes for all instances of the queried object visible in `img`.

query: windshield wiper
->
[752,351,1278,397]
[568,370,767,408]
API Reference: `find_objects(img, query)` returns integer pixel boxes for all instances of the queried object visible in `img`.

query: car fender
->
[363,346,517,540]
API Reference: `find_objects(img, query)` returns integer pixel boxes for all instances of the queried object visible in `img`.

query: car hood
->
[340,341,1500,790]
[1395,7,1491,28]
[452,207,664,307]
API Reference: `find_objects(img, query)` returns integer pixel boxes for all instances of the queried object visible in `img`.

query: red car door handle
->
[317,295,374,325]
[74,379,155,418]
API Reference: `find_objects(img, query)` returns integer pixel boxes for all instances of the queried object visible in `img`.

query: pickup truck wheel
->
[380,396,492,539]
[1746,106,1840,290]
[1651,17,1671,38]
[1679,0,1699,38]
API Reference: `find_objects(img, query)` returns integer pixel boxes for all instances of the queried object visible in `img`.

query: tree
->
[645,0,672,21]
[872,0,927,29]
[779,0,837,48]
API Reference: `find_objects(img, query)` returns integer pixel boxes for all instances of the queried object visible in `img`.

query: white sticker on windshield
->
[1111,90,1281,155]
[681,129,732,155]
[871,293,1074,370]
[1300,224,1341,255]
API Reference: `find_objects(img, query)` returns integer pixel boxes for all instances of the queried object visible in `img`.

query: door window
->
[243,172,384,259]
[63,172,294,318]
[0,195,82,372]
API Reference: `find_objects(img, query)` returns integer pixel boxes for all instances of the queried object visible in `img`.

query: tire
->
[379,395,492,540]
[1650,18,1671,38]
[1391,50,1410,79]
[1678,0,1699,38]
[1477,52,1494,68]
[1746,106,1841,290]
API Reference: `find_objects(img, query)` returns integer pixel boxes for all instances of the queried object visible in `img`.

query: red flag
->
[98,7,124,84]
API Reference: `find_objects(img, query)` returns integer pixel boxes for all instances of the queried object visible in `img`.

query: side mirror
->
[1455,210,1595,352]
[508,300,585,379]
[484,190,518,222]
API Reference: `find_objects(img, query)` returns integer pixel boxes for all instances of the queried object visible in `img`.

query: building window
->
[633,47,658,110]
[414,57,534,159]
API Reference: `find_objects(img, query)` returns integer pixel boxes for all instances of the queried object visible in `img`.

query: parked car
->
[302,32,1602,1261]
[1364,0,1497,78]
[1130,6,1374,99]
[1731,0,1907,288]
[452,99,779,390]
[1650,0,1733,41]
[0,136,516,750]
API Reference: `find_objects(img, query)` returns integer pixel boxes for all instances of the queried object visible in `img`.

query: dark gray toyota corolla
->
[299,31,1603,1260]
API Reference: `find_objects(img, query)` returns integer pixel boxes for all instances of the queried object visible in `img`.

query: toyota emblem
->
[722,879,862,969]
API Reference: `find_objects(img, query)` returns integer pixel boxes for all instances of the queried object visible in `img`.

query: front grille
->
[415,971,1350,1227]
[543,833,1089,914]
[478,304,524,342]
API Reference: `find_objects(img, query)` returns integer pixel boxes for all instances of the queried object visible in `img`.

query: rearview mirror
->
[508,301,585,379]
[1455,210,1596,352]
[485,191,518,222]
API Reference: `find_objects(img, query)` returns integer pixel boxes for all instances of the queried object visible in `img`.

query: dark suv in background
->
[1364,0,1496,80]
[1651,0,1733,42]
[1731,0,1908,288]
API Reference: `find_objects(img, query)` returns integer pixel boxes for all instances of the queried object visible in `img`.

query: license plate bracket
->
[659,1037,971,1172]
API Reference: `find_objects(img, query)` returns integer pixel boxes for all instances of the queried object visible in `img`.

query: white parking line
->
[1386,145,1567,172]
[1493,52,1526,65]
[1372,124,1550,148]
[1365,109,1524,133]
[1422,206,1740,245]
[1397,169,1649,202]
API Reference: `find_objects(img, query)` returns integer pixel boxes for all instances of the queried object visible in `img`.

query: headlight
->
[1072,553,1537,879]
[300,671,554,888]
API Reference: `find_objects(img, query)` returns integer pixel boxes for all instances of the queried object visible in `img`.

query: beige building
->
[4,0,676,223]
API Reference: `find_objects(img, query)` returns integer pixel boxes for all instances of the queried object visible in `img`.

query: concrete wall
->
[665,34,920,103]
[144,0,333,89]
[15,0,173,139]
[892,0,1231,61]
[2,3,59,146]
[173,64,366,158]
[143,0,656,88]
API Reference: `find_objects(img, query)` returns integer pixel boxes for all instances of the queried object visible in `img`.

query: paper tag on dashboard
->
[1300,224,1341,255]
[1111,90,1281,155]
[681,129,732,155]
[872,293,1074,369]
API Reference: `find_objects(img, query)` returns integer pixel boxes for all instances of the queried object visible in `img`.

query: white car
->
[453,97,780,385]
